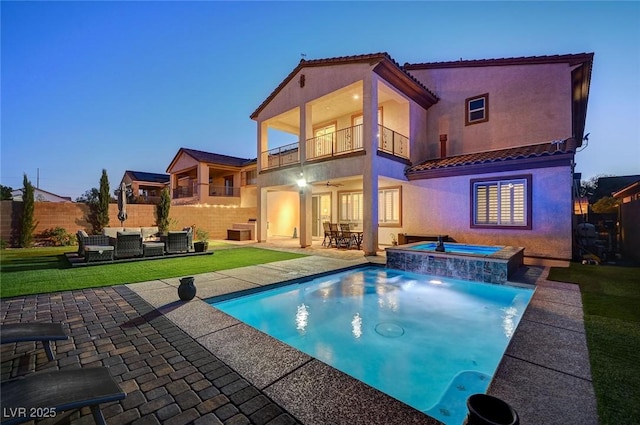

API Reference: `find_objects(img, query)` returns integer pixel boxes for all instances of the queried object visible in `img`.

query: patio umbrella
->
[117,182,128,226]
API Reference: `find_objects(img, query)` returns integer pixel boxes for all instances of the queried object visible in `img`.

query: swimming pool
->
[210,266,533,425]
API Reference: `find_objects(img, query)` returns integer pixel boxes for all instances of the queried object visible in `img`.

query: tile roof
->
[250,52,438,119]
[127,171,169,183]
[181,148,255,167]
[403,53,594,70]
[406,141,575,173]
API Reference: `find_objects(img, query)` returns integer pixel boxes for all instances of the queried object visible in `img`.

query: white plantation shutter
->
[474,179,527,226]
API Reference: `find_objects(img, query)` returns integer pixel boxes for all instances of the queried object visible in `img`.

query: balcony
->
[261,142,300,171]
[378,125,409,159]
[306,124,364,160]
[173,186,196,199]
[260,124,409,171]
[208,185,240,197]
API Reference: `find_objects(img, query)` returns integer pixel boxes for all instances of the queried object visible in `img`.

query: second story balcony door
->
[224,176,234,196]
[313,123,336,158]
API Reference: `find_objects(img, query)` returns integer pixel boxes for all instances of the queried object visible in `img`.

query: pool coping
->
[128,255,598,425]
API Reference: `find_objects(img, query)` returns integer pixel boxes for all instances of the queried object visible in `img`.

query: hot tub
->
[386,242,524,284]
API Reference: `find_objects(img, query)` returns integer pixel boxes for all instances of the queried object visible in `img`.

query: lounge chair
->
[0,323,68,361]
[0,367,126,425]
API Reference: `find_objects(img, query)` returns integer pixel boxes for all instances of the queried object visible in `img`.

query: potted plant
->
[194,228,209,252]
[390,233,398,246]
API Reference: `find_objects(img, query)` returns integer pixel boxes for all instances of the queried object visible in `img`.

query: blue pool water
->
[210,266,533,424]
[410,242,502,256]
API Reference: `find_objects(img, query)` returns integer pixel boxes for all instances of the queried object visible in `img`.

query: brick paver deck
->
[0,286,300,425]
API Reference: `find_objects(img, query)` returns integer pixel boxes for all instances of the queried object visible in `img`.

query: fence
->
[0,201,257,247]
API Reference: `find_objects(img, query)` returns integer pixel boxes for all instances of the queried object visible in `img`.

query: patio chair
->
[165,231,190,254]
[322,222,332,247]
[339,223,356,249]
[329,223,341,248]
[0,367,126,425]
[111,231,143,259]
[0,323,68,361]
[76,231,110,257]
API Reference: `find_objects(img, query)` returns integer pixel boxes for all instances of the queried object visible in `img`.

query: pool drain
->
[375,322,404,338]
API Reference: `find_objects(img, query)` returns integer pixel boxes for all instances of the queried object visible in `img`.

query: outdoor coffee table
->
[143,242,165,257]
[84,245,114,263]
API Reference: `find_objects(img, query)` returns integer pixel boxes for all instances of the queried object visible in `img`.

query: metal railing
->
[261,142,300,170]
[378,125,409,159]
[306,124,364,160]
[208,185,240,197]
[173,186,196,199]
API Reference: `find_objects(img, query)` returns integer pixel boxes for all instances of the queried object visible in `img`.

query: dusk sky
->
[2,1,638,200]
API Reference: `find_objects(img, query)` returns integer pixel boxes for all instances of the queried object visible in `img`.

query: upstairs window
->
[466,93,489,125]
[472,175,531,229]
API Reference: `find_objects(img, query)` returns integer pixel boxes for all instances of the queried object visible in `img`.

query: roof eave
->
[373,60,438,109]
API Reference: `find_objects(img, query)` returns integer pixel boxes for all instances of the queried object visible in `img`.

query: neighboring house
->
[250,52,593,264]
[120,170,170,204]
[11,187,72,202]
[612,179,640,263]
[166,147,257,207]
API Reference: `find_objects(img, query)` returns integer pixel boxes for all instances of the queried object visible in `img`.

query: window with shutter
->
[472,176,530,229]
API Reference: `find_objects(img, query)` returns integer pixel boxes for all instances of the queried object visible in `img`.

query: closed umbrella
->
[117,182,128,226]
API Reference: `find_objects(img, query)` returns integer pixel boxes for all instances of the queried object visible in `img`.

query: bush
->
[40,227,77,246]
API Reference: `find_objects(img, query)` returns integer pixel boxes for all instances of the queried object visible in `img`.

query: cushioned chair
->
[110,231,143,259]
[165,231,190,254]
[76,231,110,257]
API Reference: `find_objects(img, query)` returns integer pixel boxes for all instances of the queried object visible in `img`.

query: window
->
[465,93,489,125]
[472,176,531,229]
[378,187,401,226]
[339,192,363,223]
[242,169,257,186]
[339,187,402,226]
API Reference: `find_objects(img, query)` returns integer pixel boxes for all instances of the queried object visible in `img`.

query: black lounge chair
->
[0,323,68,361]
[0,367,126,425]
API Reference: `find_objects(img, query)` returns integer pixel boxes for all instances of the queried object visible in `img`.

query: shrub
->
[19,174,38,247]
[156,187,171,233]
[41,227,76,246]
[96,169,110,232]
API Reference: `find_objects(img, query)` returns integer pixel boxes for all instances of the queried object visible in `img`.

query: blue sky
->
[2,1,638,199]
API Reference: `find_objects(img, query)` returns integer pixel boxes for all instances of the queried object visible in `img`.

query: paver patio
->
[0,242,598,424]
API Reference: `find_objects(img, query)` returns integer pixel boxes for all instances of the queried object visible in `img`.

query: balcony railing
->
[306,124,363,160]
[378,125,409,159]
[208,185,240,197]
[173,186,196,199]
[260,124,409,171]
[261,142,300,170]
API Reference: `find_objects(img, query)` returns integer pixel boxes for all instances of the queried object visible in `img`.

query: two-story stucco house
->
[250,52,593,264]
[166,147,257,207]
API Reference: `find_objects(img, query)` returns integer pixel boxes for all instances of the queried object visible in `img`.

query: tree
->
[75,188,100,204]
[96,169,110,232]
[19,174,37,247]
[156,187,171,233]
[0,184,13,200]
[591,196,619,214]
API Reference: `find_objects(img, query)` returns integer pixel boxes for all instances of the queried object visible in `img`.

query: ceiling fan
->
[325,181,343,187]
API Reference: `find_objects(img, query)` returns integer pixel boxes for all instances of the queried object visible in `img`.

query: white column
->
[299,104,313,247]
[257,121,268,242]
[362,73,379,255]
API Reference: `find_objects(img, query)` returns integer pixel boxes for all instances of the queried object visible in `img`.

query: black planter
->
[465,394,519,425]
[194,241,208,252]
[178,276,197,301]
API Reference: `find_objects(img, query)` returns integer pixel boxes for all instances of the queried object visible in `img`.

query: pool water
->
[410,242,502,255]
[210,266,533,425]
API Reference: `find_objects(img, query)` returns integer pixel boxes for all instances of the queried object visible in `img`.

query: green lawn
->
[548,263,640,425]
[0,246,306,298]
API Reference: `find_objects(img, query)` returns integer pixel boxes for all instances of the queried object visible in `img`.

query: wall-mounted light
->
[296,172,306,194]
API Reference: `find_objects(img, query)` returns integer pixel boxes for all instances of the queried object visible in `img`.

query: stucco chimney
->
[439,134,448,158]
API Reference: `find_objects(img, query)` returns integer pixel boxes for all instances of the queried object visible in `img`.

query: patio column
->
[197,162,209,203]
[257,121,268,242]
[257,187,267,242]
[362,73,379,255]
[299,103,313,247]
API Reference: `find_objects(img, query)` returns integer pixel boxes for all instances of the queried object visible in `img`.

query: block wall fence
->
[0,201,257,246]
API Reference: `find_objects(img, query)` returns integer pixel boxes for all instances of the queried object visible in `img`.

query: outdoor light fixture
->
[296,172,306,193]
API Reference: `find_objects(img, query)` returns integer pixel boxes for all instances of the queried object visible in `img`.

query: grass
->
[0,245,307,298]
[548,263,640,425]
